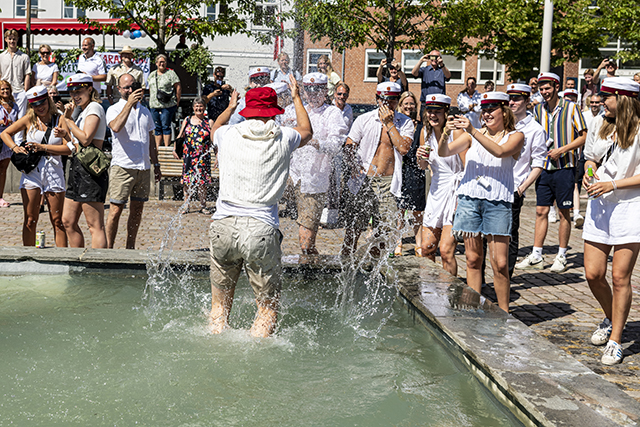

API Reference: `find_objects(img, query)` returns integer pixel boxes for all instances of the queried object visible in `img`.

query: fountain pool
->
[0,271,523,426]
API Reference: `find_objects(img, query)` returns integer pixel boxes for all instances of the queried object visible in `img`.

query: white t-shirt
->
[32,63,59,85]
[75,102,106,144]
[78,54,106,92]
[106,99,155,170]
[212,124,301,228]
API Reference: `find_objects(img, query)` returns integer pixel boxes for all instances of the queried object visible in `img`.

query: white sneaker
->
[591,318,612,346]
[549,254,567,273]
[548,209,558,223]
[601,340,623,365]
[574,212,584,228]
[515,253,544,270]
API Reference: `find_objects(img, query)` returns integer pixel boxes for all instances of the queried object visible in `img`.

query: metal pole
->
[26,0,32,56]
[540,0,553,73]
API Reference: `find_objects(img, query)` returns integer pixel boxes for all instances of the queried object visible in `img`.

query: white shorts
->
[20,156,65,194]
[582,198,640,246]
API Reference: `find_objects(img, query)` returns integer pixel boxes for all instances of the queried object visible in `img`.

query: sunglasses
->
[335,92,349,97]
[40,51,51,55]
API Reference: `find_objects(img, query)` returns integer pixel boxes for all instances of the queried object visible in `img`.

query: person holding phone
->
[105,73,160,249]
[411,50,451,110]
[438,92,524,312]
[377,58,408,93]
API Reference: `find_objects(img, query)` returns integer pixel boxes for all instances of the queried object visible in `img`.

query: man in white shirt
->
[0,29,31,116]
[282,72,348,254]
[457,77,482,128]
[208,78,312,338]
[582,94,602,129]
[105,74,160,249]
[506,83,546,278]
[78,37,107,94]
[342,82,414,257]
[333,82,353,129]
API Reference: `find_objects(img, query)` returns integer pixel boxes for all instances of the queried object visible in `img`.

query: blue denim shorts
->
[452,195,512,238]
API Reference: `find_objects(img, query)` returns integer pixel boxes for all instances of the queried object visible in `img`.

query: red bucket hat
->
[239,87,285,118]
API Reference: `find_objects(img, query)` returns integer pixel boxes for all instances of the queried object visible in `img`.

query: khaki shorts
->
[343,175,398,233]
[109,165,151,204]
[286,178,326,232]
[209,216,283,301]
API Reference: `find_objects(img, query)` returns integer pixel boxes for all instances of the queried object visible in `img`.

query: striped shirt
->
[534,98,587,169]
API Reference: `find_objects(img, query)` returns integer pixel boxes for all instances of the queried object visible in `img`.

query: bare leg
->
[341,226,361,257]
[154,134,162,151]
[609,244,639,344]
[439,224,458,276]
[584,240,613,319]
[413,211,423,256]
[45,192,67,247]
[487,235,511,312]
[558,208,572,248]
[62,198,85,248]
[82,201,107,248]
[421,226,442,262]
[533,205,550,247]
[299,225,319,255]
[250,298,279,338]
[394,209,405,256]
[126,200,145,249]
[209,285,235,334]
[21,188,41,246]
[106,202,125,248]
[163,134,171,147]
[464,234,484,294]
[198,186,207,210]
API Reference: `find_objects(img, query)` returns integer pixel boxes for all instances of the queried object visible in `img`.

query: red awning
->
[0,18,125,49]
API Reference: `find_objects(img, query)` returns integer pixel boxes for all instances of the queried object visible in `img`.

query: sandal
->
[415,246,423,257]
[200,207,213,215]
[393,243,404,257]
[0,198,9,208]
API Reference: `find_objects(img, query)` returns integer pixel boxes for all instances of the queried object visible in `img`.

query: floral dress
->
[181,116,213,186]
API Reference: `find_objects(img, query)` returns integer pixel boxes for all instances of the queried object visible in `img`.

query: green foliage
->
[597,0,640,61]
[64,0,250,53]
[427,0,605,80]
[170,46,215,79]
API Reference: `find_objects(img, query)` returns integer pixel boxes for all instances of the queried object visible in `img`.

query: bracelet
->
[386,124,396,132]
[612,180,617,191]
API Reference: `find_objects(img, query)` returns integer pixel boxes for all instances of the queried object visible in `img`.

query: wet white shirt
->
[333,100,353,130]
[346,108,414,198]
[284,103,348,194]
[513,114,547,189]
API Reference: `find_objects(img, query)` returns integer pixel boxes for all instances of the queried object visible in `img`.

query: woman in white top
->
[416,94,465,276]
[61,74,108,249]
[582,77,640,365]
[316,55,341,100]
[0,86,72,246]
[438,92,524,312]
[32,44,59,87]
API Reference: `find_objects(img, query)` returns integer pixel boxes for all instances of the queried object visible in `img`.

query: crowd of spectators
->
[1,29,639,355]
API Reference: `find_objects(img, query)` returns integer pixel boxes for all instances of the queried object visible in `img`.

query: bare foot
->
[208,308,229,334]
[249,303,278,338]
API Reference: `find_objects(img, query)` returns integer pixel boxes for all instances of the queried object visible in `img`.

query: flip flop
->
[0,198,9,208]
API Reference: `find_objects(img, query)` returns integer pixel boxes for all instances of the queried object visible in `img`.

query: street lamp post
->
[26,0,32,56]
[540,0,553,73]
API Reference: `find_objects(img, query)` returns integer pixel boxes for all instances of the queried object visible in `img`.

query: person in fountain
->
[341,82,414,257]
[208,76,312,337]
[281,72,348,254]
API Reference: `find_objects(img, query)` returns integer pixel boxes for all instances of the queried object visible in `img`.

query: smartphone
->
[448,106,461,118]
[130,81,142,91]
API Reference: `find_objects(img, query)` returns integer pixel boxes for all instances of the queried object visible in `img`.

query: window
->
[16,0,38,17]
[206,3,228,21]
[253,0,278,28]
[365,50,386,81]
[306,49,331,74]
[477,55,505,84]
[402,50,465,84]
[579,39,640,82]
[63,2,85,19]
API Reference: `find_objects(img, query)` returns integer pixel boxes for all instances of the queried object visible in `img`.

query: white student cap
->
[599,77,640,98]
[506,84,531,96]
[248,67,271,78]
[302,72,328,85]
[423,94,451,108]
[537,72,560,85]
[480,91,510,108]
[376,82,402,98]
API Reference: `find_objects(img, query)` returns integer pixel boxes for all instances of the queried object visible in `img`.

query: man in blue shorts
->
[515,72,587,273]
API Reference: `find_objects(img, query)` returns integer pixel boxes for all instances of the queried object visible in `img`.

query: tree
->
[65,0,251,55]
[289,0,437,62]
[426,0,606,80]
[597,0,640,62]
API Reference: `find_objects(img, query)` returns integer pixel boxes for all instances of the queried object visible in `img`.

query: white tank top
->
[456,131,518,203]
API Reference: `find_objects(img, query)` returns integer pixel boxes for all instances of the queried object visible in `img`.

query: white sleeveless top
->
[456,130,518,203]
[21,116,66,191]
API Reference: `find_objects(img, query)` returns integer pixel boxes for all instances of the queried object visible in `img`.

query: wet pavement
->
[0,192,638,402]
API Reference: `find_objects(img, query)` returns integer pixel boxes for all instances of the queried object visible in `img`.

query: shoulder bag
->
[155,72,175,104]
[76,143,111,177]
[10,115,56,174]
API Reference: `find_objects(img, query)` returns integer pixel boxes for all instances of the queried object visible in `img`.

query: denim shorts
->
[452,195,512,238]
[151,106,177,136]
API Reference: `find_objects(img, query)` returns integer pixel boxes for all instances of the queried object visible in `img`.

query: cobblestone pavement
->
[1,192,638,401]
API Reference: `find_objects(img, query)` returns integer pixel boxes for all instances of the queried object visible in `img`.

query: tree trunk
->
[158,4,167,54]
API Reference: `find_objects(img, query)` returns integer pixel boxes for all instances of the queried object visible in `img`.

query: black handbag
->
[155,72,175,103]
[10,117,55,174]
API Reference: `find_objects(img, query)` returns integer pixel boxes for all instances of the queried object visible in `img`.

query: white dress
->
[423,131,463,228]
[583,129,640,245]
[20,117,65,193]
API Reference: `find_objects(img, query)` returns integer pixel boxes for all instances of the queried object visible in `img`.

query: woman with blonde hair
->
[61,74,108,248]
[416,94,465,274]
[0,86,72,246]
[439,92,524,312]
[582,77,640,365]
[316,55,341,99]
[32,44,59,87]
